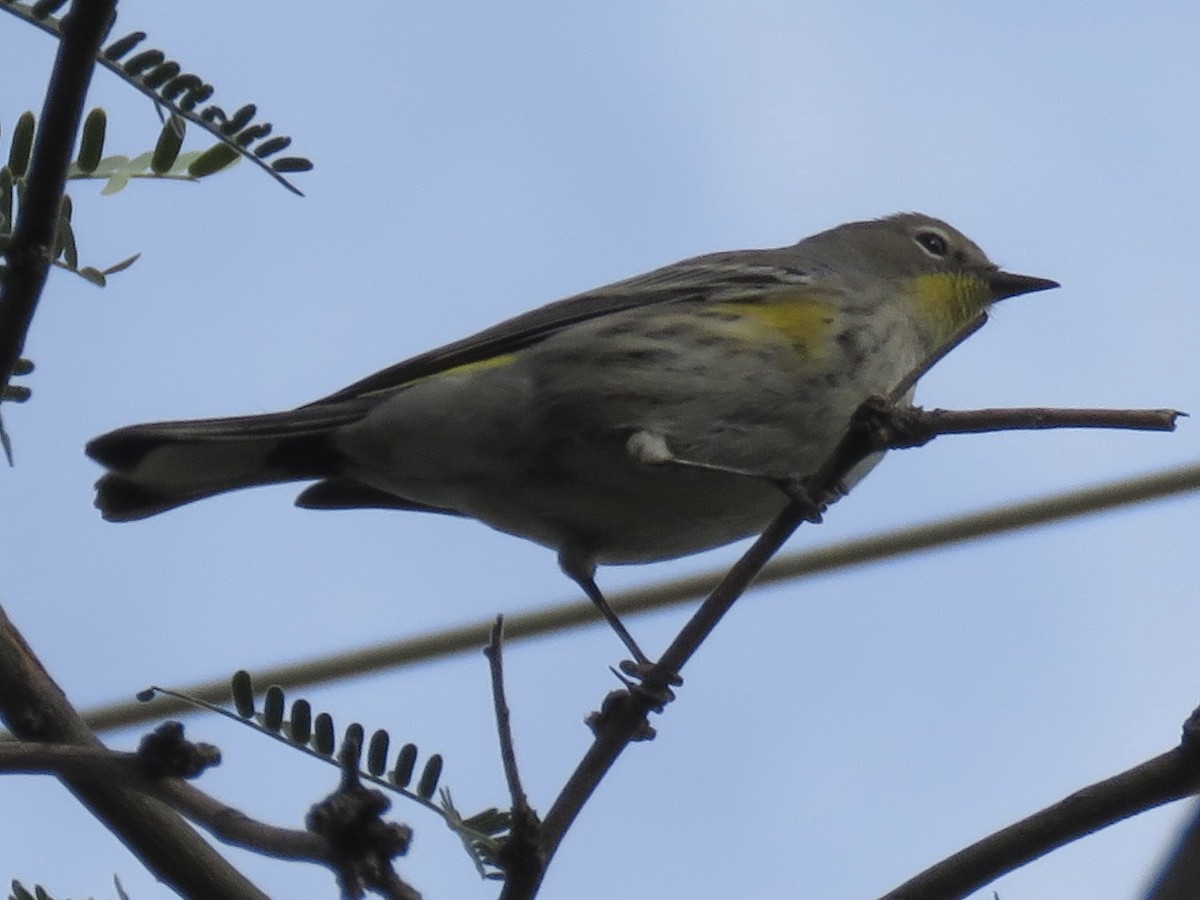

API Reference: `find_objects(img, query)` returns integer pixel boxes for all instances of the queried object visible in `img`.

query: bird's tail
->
[86,402,372,521]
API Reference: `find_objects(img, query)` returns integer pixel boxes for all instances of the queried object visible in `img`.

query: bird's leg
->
[774,477,829,523]
[558,548,651,667]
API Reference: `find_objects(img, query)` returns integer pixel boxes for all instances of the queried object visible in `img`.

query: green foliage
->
[0,106,237,294]
[227,671,451,803]
[0,0,312,194]
[2,357,32,401]
[7,882,49,900]
[0,3,314,424]
[0,100,260,292]
[442,791,512,880]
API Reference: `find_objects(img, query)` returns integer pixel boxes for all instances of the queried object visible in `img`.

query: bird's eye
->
[915,230,949,257]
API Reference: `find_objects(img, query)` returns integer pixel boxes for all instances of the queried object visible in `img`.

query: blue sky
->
[3,3,1199,898]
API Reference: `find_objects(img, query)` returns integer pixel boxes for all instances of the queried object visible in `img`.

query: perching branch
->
[863,403,1182,447]
[507,381,1181,897]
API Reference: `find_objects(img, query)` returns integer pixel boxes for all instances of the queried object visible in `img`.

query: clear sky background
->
[3,3,1199,898]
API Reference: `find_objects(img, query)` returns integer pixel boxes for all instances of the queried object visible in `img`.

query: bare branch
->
[485,617,532,817]
[484,617,542,892]
[0,735,335,862]
[0,604,268,898]
[881,404,1181,446]
[0,723,422,884]
[881,706,1200,899]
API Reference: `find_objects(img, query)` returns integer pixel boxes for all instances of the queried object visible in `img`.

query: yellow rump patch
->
[359,352,518,397]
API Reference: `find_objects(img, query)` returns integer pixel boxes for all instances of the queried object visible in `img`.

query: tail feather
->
[86,402,373,521]
[94,472,263,521]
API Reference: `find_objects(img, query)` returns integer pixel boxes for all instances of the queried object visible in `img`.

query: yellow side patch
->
[711,291,839,357]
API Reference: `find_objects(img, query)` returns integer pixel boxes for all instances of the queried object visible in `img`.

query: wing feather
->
[309,247,815,404]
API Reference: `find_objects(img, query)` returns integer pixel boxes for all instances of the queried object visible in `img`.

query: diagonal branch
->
[0,0,113,416]
[881,705,1200,899]
[514,392,1181,898]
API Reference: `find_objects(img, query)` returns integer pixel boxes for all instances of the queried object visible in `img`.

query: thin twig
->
[485,617,532,817]
[899,406,1181,441]
[484,617,543,893]
[530,424,868,880]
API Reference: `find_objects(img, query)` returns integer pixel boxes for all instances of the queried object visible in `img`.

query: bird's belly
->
[466,457,795,564]
[333,321,898,564]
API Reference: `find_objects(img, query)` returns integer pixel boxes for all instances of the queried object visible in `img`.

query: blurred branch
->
[484,618,540,890]
[61,459,1200,736]
[0,722,419,889]
[882,706,1200,899]
[0,0,113,410]
[1146,799,1200,900]
[307,743,419,900]
[0,604,268,898]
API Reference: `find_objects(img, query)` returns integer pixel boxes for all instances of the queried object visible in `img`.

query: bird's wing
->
[308,247,815,405]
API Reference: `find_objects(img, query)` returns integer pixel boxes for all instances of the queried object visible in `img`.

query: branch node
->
[307,755,416,899]
[586,689,657,742]
[136,720,220,779]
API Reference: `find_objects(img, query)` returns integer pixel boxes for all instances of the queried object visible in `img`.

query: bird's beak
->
[987,269,1060,300]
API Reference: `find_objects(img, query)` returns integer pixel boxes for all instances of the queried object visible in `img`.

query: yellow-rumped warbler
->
[87,213,1055,658]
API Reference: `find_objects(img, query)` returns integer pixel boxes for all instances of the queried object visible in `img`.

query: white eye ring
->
[915,229,949,258]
